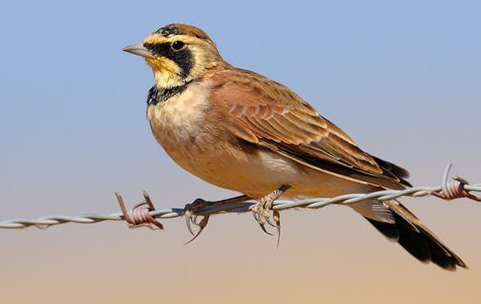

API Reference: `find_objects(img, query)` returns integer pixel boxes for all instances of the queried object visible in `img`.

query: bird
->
[123,23,466,270]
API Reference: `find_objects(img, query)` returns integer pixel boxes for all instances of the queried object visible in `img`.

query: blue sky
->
[1,0,480,219]
[1,0,480,215]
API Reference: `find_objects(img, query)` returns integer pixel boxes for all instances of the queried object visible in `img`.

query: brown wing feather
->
[209,68,410,189]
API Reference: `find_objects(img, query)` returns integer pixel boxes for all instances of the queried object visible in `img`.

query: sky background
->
[1,0,481,303]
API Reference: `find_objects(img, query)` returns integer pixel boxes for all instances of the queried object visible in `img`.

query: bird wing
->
[209,68,410,189]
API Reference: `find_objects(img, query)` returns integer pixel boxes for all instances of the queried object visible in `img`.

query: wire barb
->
[432,164,481,202]
[115,191,164,230]
[0,165,480,232]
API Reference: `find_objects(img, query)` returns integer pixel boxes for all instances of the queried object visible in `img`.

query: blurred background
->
[1,1,480,303]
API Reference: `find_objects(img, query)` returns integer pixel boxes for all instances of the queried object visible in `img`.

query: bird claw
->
[183,198,211,244]
[265,212,278,228]
[182,194,252,244]
[184,215,210,245]
[251,185,289,246]
[273,210,281,247]
[252,198,276,235]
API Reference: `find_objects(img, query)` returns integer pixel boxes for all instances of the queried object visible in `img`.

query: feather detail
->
[209,68,410,189]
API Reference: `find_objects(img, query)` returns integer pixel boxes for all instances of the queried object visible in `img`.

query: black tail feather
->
[365,208,467,271]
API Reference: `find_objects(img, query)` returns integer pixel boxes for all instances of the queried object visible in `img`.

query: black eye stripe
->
[144,42,193,79]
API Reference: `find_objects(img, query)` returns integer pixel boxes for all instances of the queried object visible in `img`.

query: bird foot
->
[182,194,251,244]
[251,185,290,246]
[183,198,211,244]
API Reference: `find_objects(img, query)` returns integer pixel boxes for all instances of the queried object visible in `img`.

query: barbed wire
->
[1,177,479,230]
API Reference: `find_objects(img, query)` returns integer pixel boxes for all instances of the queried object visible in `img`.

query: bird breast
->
[147,81,211,143]
[147,81,223,181]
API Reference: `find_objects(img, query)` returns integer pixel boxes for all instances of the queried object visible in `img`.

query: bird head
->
[124,24,221,88]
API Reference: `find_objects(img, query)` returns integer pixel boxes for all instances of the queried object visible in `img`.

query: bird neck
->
[148,82,191,106]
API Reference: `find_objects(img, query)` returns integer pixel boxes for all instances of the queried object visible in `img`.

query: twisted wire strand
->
[1,183,479,230]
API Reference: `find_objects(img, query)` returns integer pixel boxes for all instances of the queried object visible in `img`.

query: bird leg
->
[251,185,290,245]
[183,194,251,244]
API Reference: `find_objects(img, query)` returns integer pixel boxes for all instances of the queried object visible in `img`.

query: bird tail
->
[353,199,467,270]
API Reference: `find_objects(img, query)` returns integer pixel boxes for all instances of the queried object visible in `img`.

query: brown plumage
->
[124,23,466,270]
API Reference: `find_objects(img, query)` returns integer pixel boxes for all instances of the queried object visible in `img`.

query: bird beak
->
[123,43,153,58]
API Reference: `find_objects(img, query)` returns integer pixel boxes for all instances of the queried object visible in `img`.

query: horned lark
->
[124,23,466,270]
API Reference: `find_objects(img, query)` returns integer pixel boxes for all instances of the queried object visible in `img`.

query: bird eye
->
[172,41,184,51]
